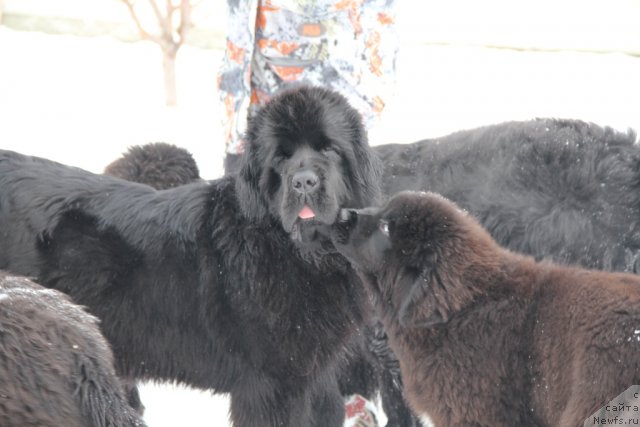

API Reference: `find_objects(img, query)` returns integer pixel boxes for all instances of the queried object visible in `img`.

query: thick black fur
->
[375,119,640,272]
[102,129,414,426]
[237,86,415,426]
[104,142,201,190]
[103,142,201,413]
[0,87,383,427]
[0,271,145,427]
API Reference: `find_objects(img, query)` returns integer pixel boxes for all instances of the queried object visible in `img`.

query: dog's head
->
[105,142,201,190]
[235,86,381,249]
[331,191,490,327]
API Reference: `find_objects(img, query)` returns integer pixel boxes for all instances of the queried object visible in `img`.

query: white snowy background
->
[1,0,640,425]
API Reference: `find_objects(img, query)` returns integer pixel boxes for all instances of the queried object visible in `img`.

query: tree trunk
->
[162,48,178,107]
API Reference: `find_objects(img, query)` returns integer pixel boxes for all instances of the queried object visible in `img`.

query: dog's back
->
[428,196,640,426]
[375,119,640,273]
[0,149,211,272]
[0,149,223,382]
[530,264,640,425]
[424,192,640,425]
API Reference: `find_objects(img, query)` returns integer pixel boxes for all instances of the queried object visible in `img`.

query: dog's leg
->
[73,358,148,427]
[367,322,421,427]
[122,379,145,415]
[380,367,420,427]
[230,376,334,427]
[310,378,345,427]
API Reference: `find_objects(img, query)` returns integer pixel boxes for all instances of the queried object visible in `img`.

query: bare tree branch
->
[177,0,191,45]
[148,0,166,36]
[166,0,177,47]
[121,0,163,44]
[120,0,193,106]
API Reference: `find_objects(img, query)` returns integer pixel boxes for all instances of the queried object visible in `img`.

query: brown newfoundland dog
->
[0,271,145,427]
[331,191,640,427]
[0,86,382,427]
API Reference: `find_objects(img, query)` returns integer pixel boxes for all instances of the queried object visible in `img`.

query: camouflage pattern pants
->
[218,0,398,159]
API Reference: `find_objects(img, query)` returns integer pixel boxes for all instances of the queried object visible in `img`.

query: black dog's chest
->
[235,264,357,328]
[226,264,361,376]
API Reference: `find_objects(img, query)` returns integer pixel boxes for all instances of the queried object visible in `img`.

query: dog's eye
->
[379,219,390,236]
[275,145,293,159]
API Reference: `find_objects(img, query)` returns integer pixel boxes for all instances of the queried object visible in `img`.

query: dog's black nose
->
[292,170,319,194]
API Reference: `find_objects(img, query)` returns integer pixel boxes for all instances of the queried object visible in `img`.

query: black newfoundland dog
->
[102,130,413,426]
[331,191,640,427]
[104,142,201,190]
[0,87,382,427]
[375,119,640,272]
[0,271,146,427]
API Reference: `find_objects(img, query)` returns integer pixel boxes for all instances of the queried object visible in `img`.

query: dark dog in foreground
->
[106,137,414,426]
[0,271,145,427]
[375,119,640,272]
[0,87,384,427]
[104,142,201,189]
[332,191,640,427]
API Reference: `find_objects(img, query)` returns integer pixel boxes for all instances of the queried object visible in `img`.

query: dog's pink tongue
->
[298,205,315,219]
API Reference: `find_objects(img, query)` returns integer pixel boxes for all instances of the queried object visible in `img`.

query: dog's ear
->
[344,117,383,207]
[396,251,478,328]
[353,139,383,205]
[235,149,269,221]
[396,263,478,328]
[396,257,450,328]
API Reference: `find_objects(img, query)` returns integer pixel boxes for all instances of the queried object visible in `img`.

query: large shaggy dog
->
[0,87,382,426]
[331,191,640,427]
[102,135,413,426]
[0,271,145,427]
[104,142,201,190]
[375,119,640,272]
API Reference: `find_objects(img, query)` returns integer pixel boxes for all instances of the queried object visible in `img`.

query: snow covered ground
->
[1,5,640,425]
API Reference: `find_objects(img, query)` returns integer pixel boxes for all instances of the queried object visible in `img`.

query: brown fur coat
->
[331,191,640,427]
